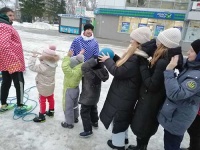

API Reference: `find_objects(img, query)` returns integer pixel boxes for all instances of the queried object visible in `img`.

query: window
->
[126,0,189,10]
[185,21,200,41]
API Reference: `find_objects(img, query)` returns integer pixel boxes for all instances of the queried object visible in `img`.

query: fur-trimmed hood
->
[81,31,94,41]
[39,54,60,67]
[134,48,149,58]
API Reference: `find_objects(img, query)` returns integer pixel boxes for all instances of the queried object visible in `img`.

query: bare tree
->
[0,0,10,6]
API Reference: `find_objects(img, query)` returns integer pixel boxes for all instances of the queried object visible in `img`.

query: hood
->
[81,31,94,41]
[0,14,10,25]
[186,60,200,70]
[39,55,60,67]
[141,39,157,57]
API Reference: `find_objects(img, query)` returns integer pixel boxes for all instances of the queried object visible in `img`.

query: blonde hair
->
[150,44,167,67]
[116,44,138,67]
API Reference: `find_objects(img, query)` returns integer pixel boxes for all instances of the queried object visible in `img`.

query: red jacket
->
[0,23,25,74]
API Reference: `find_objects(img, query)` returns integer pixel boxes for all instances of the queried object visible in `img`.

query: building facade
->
[94,0,200,51]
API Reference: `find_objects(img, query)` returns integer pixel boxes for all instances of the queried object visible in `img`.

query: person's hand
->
[98,52,110,62]
[67,50,73,57]
[166,55,179,70]
[79,49,85,54]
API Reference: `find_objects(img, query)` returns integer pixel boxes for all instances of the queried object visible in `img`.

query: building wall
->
[98,0,126,9]
[95,15,130,42]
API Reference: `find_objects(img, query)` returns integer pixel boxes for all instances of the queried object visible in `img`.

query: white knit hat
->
[130,27,152,44]
[42,45,56,56]
[157,28,181,48]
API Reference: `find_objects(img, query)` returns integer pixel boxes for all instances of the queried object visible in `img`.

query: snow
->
[0,22,189,150]
[13,21,59,30]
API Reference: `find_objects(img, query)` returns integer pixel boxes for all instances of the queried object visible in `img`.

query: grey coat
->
[79,58,109,105]
[158,61,200,136]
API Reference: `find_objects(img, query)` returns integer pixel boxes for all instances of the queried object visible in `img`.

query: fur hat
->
[84,24,94,31]
[157,28,181,48]
[42,45,56,56]
[99,48,114,59]
[70,54,84,68]
[130,27,152,44]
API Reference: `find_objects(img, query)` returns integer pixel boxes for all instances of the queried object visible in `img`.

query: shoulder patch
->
[186,80,197,90]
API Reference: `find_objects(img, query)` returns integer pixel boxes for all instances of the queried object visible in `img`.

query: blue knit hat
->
[99,48,114,59]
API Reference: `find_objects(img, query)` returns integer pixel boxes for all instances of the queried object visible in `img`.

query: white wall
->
[187,11,200,21]
[97,0,126,9]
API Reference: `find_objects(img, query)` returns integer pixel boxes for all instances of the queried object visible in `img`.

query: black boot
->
[127,145,147,150]
[180,148,189,150]
[46,109,54,117]
[33,113,45,123]
[107,140,125,150]
[127,137,148,150]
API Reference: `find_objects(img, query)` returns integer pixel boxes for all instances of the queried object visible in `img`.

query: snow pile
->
[13,21,59,30]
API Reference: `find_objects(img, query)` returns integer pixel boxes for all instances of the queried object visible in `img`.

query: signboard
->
[138,23,147,27]
[94,8,185,21]
[60,26,80,35]
[155,12,173,19]
[192,2,200,10]
[121,22,130,33]
[154,25,165,36]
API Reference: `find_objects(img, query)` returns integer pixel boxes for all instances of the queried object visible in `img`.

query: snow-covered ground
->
[13,21,59,30]
[0,22,189,150]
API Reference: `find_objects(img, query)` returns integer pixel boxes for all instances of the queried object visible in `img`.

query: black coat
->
[131,47,183,138]
[100,50,148,134]
[79,58,109,105]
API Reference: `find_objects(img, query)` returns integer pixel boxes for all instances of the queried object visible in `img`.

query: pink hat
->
[42,45,56,56]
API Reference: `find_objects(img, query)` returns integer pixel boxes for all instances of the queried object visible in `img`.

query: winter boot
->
[107,140,125,150]
[79,131,93,138]
[61,122,74,129]
[127,137,148,150]
[109,139,129,146]
[74,118,79,123]
[127,145,147,150]
[46,109,54,117]
[91,122,98,128]
[33,113,46,123]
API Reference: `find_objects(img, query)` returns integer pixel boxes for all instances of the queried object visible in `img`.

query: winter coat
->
[61,56,83,110]
[198,107,200,116]
[0,14,25,74]
[70,32,99,61]
[100,49,149,134]
[158,61,200,136]
[79,58,109,105]
[28,55,59,96]
[131,47,183,138]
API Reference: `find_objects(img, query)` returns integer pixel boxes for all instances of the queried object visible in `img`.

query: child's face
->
[187,47,197,62]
